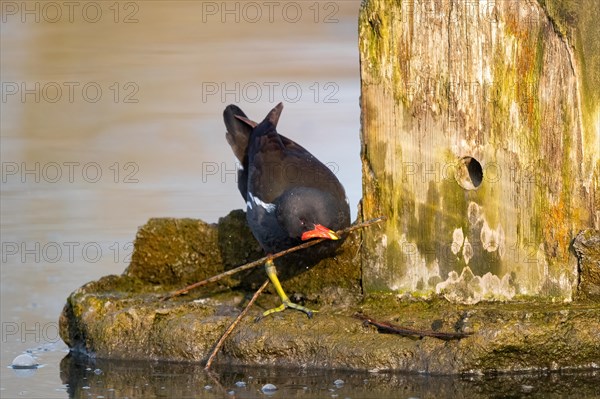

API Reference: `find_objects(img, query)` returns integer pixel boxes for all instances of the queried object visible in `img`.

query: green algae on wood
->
[358,0,598,302]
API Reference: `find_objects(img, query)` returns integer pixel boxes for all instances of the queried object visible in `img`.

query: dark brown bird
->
[223,103,350,318]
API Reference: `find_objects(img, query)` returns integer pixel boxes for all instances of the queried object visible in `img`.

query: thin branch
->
[203,368,233,397]
[204,279,270,371]
[161,216,386,301]
[354,313,473,341]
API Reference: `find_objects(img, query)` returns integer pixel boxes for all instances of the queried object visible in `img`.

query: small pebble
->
[261,383,277,392]
[333,379,344,387]
[204,385,212,390]
[11,354,37,369]
[93,368,102,375]
[235,381,246,387]
[228,390,235,395]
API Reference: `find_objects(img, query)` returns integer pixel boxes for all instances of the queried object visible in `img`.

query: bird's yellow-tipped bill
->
[301,224,339,241]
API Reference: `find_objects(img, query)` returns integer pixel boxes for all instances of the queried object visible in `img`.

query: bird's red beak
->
[301,224,340,241]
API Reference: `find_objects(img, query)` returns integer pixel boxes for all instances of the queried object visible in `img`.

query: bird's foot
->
[258,258,318,321]
[255,299,318,322]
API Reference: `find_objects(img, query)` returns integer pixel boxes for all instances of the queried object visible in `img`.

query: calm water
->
[1,1,598,398]
[2,1,362,396]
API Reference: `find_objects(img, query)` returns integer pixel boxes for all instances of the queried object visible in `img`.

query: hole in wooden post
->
[455,156,483,190]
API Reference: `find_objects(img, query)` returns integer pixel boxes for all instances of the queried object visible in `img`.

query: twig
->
[354,313,473,341]
[161,216,386,301]
[204,279,270,371]
[203,368,232,397]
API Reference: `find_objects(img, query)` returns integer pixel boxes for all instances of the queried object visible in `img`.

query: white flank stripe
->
[248,192,275,213]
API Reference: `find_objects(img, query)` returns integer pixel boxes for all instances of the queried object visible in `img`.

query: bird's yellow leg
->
[259,259,317,319]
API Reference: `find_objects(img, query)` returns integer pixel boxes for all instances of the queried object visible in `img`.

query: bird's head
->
[276,187,342,242]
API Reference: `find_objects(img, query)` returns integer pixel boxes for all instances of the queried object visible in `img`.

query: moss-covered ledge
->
[59,214,600,374]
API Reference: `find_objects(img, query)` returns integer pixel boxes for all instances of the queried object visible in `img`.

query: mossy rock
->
[217,209,266,290]
[60,214,599,373]
[60,276,600,373]
[124,218,223,287]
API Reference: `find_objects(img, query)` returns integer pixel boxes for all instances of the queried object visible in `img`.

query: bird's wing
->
[249,131,343,203]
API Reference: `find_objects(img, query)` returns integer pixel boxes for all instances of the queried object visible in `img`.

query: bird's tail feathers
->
[223,104,254,164]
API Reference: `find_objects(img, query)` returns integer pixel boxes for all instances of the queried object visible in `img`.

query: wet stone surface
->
[59,214,600,374]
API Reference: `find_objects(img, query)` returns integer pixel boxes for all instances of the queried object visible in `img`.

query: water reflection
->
[59,354,600,399]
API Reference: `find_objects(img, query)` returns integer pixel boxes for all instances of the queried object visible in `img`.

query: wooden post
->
[358,0,599,302]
